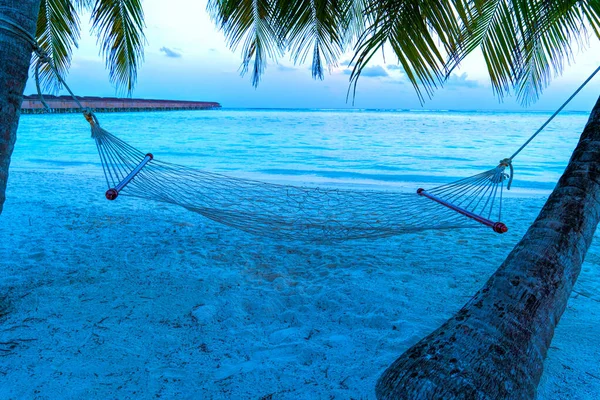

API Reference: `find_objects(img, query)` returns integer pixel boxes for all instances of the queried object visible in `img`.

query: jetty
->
[21,95,221,114]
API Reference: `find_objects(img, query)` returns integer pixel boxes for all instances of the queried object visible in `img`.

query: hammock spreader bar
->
[417,188,508,234]
[105,153,154,200]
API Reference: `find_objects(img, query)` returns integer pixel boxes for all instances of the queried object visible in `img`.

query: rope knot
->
[498,158,512,167]
[37,52,52,64]
[83,111,95,126]
[498,158,514,190]
[32,43,52,63]
[83,109,100,131]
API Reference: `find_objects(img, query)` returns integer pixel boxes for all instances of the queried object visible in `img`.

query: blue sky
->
[25,0,600,111]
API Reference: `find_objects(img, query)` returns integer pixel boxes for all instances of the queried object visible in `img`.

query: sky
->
[24,0,600,111]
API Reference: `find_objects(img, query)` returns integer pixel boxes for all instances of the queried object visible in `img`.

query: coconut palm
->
[2,0,600,398]
[0,0,144,214]
[208,1,600,398]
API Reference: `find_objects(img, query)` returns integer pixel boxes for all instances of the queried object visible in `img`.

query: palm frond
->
[208,0,364,85]
[582,0,600,37]
[349,0,467,102]
[208,0,283,86]
[90,0,146,94]
[341,0,367,46]
[448,0,600,104]
[73,0,95,11]
[35,0,81,92]
[208,0,599,105]
[277,0,355,80]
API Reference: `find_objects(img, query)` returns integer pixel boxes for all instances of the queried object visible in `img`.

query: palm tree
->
[1,0,600,398]
[207,1,600,398]
[0,0,144,214]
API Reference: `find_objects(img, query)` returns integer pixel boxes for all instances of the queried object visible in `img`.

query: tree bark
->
[0,0,41,215]
[377,95,600,399]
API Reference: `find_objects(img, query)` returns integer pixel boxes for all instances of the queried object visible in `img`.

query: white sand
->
[1,169,599,399]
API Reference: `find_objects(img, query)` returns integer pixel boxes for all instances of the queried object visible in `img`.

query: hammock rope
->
[2,17,597,242]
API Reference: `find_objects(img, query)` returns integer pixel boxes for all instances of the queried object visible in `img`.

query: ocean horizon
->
[222,107,593,114]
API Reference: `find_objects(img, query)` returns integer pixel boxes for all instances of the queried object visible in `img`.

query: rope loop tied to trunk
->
[498,158,514,190]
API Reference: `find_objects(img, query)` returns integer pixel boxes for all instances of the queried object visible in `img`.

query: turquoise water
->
[14,109,590,192]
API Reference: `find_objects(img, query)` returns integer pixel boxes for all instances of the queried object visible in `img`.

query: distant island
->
[21,95,221,114]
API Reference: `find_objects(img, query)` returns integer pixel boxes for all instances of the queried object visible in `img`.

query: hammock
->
[88,112,509,242]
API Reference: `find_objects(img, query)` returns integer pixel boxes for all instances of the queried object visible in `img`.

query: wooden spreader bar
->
[105,153,153,200]
[417,188,508,234]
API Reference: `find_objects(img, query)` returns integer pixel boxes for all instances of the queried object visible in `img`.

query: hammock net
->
[90,117,509,242]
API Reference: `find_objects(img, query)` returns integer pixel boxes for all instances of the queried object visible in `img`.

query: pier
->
[21,95,221,114]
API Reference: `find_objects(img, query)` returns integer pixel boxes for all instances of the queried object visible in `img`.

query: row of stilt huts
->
[21,95,221,114]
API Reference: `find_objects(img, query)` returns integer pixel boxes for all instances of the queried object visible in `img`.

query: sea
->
[13,108,591,193]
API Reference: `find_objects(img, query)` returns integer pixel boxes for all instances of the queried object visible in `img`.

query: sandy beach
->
[1,169,599,399]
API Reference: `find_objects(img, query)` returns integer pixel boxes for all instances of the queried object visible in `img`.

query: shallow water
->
[14,109,590,191]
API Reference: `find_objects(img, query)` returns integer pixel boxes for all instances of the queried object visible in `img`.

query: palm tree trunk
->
[377,95,600,399]
[0,0,41,215]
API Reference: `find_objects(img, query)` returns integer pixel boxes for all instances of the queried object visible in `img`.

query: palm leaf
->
[208,0,364,85]
[348,0,467,102]
[277,0,356,80]
[73,0,95,10]
[35,0,81,92]
[90,0,146,94]
[448,0,600,104]
[208,0,599,105]
[208,0,283,86]
[341,0,368,46]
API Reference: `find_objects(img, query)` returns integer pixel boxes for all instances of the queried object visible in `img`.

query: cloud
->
[386,64,403,71]
[445,73,480,89]
[159,47,182,58]
[342,65,388,78]
[277,64,296,72]
[340,59,352,67]
[360,65,389,78]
